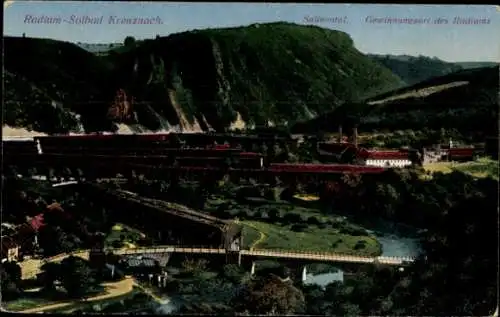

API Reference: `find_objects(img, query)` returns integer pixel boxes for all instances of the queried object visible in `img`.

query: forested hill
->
[104,22,404,131]
[367,54,498,86]
[292,65,499,141]
[367,54,464,86]
[4,22,404,134]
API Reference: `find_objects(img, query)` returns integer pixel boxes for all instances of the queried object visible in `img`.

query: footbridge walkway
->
[109,246,415,265]
[20,246,415,280]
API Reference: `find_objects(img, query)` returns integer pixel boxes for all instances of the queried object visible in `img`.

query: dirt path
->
[133,283,167,304]
[18,277,135,313]
[21,251,90,279]
[240,221,267,250]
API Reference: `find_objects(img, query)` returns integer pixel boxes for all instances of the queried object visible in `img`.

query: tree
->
[60,256,98,298]
[222,264,246,284]
[38,226,78,256]
[268,208,280,222]
[0,262,22,300]
[233,275,305,315]
[40,262,61,291]
[123,36,136,47]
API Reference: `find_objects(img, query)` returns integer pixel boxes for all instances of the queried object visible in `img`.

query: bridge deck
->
[88,184,242,239]
[103,245,415,265]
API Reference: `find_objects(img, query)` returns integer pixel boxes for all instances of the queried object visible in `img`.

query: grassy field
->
[3,297,57,311]
[241,220,381,256]
[424,158,498,180]
[241,225,261,249]
[206,195,381,255]
[44,287,145,313]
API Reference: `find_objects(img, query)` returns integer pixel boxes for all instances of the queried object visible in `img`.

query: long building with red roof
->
[364,150,412,168]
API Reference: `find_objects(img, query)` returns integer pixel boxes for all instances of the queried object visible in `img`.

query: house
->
[364,151,412,168]
[1,236,20,262]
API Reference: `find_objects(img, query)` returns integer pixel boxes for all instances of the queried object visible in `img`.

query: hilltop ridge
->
[292,65,499,142]
[4,22,404,134]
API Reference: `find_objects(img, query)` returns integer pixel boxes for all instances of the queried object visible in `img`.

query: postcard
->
[2,2,498,316]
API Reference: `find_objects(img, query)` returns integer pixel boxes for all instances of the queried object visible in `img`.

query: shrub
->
[339,225,366,236]
[291,223,308,232]
[283,213,303,224]
[354,240,366,250]
[306,216,321,225]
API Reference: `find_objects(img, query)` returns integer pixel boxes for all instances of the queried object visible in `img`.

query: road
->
[17,276,135,313]
[21,251,90,280]
[239,220,267,250]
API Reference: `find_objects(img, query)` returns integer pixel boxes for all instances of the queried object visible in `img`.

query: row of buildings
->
[318,127,477,168]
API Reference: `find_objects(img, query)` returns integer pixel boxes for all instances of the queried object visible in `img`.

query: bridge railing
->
[104,245,227,255]
[244,249,416,263]
[21,246,417,279]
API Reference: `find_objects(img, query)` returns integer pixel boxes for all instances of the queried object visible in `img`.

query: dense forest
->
[367,54,463,85]
[292,65,499,143]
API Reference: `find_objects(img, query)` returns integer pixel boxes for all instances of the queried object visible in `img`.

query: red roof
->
[213,144,231,150]
[356,148,371,160]
[46,202,64,213]
[449,148,474,155]
[239,152,261,157]
[269,163,385,173]
[367,151,409,160]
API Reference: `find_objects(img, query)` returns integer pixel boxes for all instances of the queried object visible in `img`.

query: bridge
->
[20,245,415,280]
[78,183,243,250]
[106,246,415,265]
[4,155,386,188]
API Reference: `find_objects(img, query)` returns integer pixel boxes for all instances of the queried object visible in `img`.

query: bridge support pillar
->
[301,265,307,282]
[156,274,168,288]
[225,251,241,266]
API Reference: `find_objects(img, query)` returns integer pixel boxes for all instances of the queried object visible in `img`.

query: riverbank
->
[242,220,381,256]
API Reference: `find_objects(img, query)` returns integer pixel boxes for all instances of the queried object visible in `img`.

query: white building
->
[365,151,412,168]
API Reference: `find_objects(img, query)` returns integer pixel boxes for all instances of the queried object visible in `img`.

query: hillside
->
[455,61,498,70]
[292,65,499,142]
[4,23,404,134]
[104,22,404,131]
[76,42,123,53]
[3,36,117,133]
[367,54,464,85]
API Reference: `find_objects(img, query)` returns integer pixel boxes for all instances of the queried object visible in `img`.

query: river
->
[305,217,423,287]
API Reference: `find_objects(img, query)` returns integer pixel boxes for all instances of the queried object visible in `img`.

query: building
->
[118,255,163,275]
[364,151,412,168]
[1,236,20,262]
[448,147,475,162]
[9,203,67,256]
